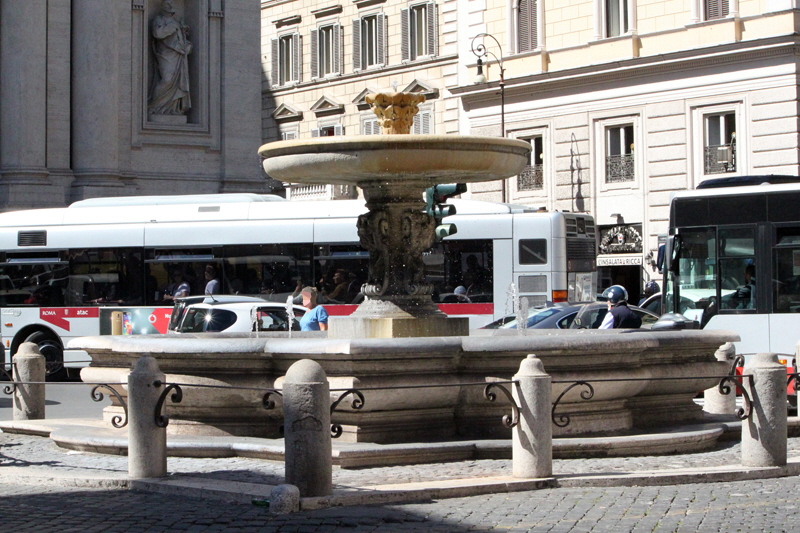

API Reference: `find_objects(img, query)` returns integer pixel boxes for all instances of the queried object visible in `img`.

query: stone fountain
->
[72,91,738,445]
[259,92,530,339]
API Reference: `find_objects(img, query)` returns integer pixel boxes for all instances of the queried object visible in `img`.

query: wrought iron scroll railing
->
[0,371,129,428]
[149,379,522,437]
[551,358,754,427]
[605,153,634,183]
[517,164,543,191]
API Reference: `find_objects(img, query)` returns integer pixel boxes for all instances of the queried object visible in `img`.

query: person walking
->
[599,285,642,329]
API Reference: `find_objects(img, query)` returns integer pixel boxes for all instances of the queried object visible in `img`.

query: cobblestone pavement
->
[2,433,800,487]
[1,475,799,531]
[3,432,800,531]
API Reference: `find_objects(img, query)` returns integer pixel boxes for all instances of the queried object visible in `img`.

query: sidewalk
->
[2,418,800,512]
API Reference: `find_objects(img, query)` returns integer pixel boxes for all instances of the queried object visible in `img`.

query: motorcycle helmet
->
[602,285,628,305]
[643,280,660,297]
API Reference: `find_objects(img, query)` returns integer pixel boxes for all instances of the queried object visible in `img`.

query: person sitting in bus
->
[298,286,328,331]
[204,264,221,295]
[163,270,190,301]
[599,285,642,329]
[453,285,471,303]
[323,269,349,303]
[733,263,755,309]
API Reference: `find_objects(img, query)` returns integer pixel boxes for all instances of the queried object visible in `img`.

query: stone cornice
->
[312,5,343,18]
[453,36,800,104]
[265,53,458,96]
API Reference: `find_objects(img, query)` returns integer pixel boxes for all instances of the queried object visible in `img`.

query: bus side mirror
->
[656,243,665,274]
[666,235,682,275]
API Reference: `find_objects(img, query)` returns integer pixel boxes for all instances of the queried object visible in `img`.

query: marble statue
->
[149,0,192,118]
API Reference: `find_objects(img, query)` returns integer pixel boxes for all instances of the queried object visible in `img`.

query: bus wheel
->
[24,331,66,381]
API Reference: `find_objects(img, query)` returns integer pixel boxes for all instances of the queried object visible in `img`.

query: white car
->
[168,295,306,334]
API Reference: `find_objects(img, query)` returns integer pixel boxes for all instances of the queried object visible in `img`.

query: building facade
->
[260,0,800,302]
[260,0,463,199]
[454,0,800,301]
[0,0,264,212]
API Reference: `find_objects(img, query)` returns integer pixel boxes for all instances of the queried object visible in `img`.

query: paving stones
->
[3,431,800,531]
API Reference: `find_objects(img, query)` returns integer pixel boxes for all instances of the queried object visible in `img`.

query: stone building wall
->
[0,0,263,212]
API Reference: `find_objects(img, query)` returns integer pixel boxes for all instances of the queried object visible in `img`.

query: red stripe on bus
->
[438,303,494,315]
[321,303,494,316]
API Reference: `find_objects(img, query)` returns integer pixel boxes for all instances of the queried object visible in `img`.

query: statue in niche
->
[148,0,192,120]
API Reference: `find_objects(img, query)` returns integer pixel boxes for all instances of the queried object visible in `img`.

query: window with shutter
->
[705,0,729,21]
[401,8,410,61]
[426,2,438,58]
[362,117,381,135]
[333,23,341,75]
[517,0,538,52]
[412,108,433,134]
[378,13,387,65]
[352,19,362,71]
[271,38,279,86]
[404,3,438,60]
[310,29,319,78]
[291,34,301,83]
[275,34,299,86]
[357,15,382,70]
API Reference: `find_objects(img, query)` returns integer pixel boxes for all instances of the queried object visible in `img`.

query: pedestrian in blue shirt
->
[299,286,328,331]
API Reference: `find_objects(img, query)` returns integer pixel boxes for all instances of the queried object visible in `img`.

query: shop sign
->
[597,254,643,267]
[599,224,644,255]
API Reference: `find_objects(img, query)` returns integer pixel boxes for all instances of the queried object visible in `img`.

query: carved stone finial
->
[365,92,426,135]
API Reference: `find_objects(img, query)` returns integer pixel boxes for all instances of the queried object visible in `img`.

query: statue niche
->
[148,0,192,123]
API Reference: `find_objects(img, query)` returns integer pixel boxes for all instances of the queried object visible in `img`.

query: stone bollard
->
[704,342,737,415]
[512,354,552,478]
[13,342,46,420]
[742,352,787,467]
[268,484,300,514]
[128,355,167,479]
[283,359,332,497]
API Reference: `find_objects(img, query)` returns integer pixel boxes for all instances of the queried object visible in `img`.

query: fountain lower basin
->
[73,328,738,443]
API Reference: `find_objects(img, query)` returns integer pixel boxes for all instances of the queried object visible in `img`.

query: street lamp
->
[471,32,507,201]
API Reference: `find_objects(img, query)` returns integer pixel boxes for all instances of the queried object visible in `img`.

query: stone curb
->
[0,418,756,467]
[4,458,800,511]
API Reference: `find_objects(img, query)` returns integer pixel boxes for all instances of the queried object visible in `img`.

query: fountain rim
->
[257,134,532,159]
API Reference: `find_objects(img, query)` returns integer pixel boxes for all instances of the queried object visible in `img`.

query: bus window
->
[425,240,493,304]
[668,228,715,318]
[220,244,315,302]
[774,227,800,313]
[718,227,755,311]
[67,248,143,306]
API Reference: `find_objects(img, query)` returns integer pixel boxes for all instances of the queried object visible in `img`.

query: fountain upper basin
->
[258,135,531,185]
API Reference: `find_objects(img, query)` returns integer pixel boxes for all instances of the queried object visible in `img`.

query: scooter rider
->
[599,285,642,329]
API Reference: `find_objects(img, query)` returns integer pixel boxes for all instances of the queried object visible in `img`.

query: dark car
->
[569,302,660,329]
[480,303,582,330]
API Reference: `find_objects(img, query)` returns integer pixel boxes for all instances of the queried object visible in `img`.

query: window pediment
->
[352,87,379,110]
[402,79,439,100]
[272,103,303,123]
[311,95,345,116]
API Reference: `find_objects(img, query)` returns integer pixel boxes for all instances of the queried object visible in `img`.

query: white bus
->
[0,193,597,375]
[663,176,800,367]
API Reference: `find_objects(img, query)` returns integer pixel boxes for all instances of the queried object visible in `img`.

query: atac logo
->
[39,308,99,331]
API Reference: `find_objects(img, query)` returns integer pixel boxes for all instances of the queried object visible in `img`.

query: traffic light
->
[425,183,467,241]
